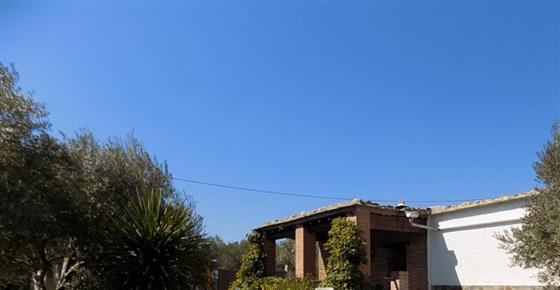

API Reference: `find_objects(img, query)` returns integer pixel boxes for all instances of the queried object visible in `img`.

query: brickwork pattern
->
[295,225,317,278]
[317,241,329,281]
[407,233,428,290]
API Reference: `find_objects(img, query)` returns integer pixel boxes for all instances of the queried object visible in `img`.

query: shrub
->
[102,189,208,289]
[257,276,316,290]
[230,232,266,290]
[321,217,367,290]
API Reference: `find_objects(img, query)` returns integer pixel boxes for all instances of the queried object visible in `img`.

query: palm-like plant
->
[104,189,208,290]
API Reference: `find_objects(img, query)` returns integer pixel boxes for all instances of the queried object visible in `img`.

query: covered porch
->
[255,199,429,290]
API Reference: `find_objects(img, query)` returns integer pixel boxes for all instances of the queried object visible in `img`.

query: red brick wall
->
[317,241,329,281]
[407,233,428,290]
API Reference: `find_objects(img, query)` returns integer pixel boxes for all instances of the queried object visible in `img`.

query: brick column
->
[317,241,329,281]
[295,225,316,278]
[347,208,372,279]
[263,237,276,276]
[406,233,427,290]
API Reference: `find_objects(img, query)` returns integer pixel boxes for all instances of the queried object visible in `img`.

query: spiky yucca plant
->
[105,189,208,290]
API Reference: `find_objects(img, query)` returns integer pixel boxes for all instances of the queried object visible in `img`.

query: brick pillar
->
[295,225,316,278]
[263,237,276,276]
[347,208,372,280]
[406,233,427,290]
[317,240,329,281]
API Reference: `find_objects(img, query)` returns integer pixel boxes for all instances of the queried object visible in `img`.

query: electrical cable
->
[173,177,491,204]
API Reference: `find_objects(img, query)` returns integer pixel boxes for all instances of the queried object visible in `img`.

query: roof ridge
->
[429,190,537,215]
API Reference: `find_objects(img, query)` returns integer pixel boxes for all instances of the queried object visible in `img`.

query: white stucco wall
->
[427,199,542,287]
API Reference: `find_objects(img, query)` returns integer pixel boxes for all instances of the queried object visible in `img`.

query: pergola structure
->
[255,199,430,290]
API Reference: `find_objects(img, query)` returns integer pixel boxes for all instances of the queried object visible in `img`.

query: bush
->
[102,189,209,289]
[257,276,316,290]
[230,232,266,290]
[321,217,367,290]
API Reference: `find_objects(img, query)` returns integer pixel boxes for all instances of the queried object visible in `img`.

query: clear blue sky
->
[2,1,559,242]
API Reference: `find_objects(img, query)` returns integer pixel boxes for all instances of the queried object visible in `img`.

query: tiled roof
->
[429,190,537,215]
[256,190,538,230]
[257,198,427,230]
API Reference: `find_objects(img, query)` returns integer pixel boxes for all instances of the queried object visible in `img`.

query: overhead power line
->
[173,177,348,201]
[173,177,491,204]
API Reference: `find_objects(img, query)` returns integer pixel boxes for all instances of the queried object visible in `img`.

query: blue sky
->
[2,1,559,242]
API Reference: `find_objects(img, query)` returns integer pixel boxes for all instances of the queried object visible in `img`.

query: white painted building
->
[257,191,545,290]
[427,192,543,289]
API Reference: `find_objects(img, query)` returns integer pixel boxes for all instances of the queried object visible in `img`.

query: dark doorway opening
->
[384,242,407,273]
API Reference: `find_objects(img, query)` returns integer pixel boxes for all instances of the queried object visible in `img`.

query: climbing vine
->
[322,217,367,290]
[230,231,266,290]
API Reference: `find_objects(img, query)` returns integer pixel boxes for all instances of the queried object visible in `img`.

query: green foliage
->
[276,239,294,276]
[209,235,248,272]
[498,123,560,286]
[0,64,48,140]
[257,276,316,290]
[0,64,211,289]
[230,232,266,290]
[62,131,196,288]
[322,217,367,290]
[0,63,89,289]
[101,189,207,289]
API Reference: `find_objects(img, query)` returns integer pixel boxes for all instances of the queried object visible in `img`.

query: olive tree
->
[0,64,211,289]
[498,123,560,286]
[0,63,88,289]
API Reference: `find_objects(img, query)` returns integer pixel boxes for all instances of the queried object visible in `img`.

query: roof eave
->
[255,204,358,232]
